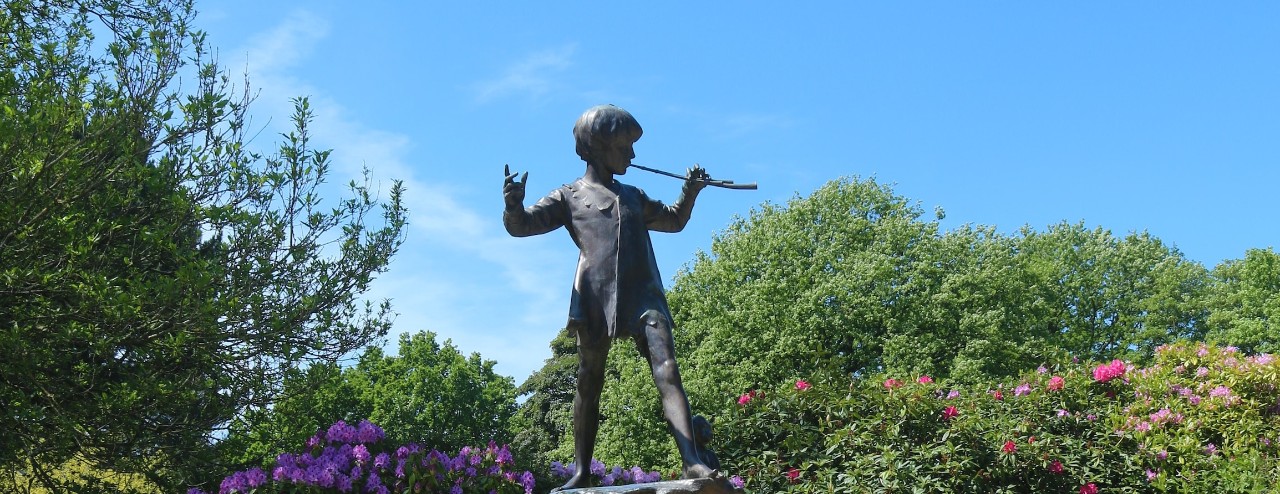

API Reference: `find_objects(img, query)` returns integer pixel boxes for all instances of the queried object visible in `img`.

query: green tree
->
[1,1,406,491]
[220,331,518,471]
[1014,222,1209,363]
[508,328,578,490]
[580,177,1213,468]
[1205,247,1280,354]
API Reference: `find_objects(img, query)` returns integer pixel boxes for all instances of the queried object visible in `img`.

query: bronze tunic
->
[503,178,694,343]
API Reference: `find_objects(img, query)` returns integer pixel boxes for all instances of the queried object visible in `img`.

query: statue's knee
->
[640,310,671,331]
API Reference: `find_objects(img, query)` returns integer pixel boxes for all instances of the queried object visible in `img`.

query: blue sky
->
[197,1,1279,383]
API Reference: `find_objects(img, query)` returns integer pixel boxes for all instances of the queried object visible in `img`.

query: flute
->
[629,164,758,190]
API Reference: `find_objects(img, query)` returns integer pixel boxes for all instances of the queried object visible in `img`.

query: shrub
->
[198,420,534,494]
[717,343,1280,493]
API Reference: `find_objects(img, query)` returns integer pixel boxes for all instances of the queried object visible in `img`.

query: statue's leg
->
[561,336,609,490]
[637,311,716,480]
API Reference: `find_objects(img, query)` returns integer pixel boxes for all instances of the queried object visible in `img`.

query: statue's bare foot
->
[683,462,718,480]
[552,471,590,492]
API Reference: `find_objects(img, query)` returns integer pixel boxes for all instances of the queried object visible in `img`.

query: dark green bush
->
[717,342,1280,493]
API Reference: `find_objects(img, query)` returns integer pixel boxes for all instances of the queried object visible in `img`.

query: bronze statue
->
[503,105,717,490]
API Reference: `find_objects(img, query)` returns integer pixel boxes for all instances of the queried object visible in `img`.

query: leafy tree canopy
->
[1,1,406,491]
[573,177,1212,469]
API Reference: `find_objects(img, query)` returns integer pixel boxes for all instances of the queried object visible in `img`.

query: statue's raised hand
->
[684,164,709,193]
[503,164,528,209]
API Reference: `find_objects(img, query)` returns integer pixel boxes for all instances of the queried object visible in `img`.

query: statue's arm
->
[504,188,566,237]
[645,166,707,233]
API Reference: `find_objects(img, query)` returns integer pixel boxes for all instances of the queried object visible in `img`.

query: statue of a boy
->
[502,105,716,490]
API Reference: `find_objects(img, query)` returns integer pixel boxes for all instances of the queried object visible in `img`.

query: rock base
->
[551,477,742,494]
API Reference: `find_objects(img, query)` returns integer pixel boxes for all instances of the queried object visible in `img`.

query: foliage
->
[548,459,664,487]
[1206,247,1280,354]
[1,1,406,491]
[581,177,1209,467]
[508,328,578,491]
[202,420,534,494]
[220,331,517,473]
[716,342,1280,493]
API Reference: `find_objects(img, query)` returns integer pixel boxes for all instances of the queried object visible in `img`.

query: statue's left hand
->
[684,164,708,193]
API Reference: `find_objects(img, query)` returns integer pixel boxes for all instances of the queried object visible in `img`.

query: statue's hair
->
[573,104,642,162]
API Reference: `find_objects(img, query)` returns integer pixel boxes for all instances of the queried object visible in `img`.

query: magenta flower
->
[884,378,902,389]
[942,406,959,421]
[991,390,1004,401]
[1048,460,1064,474]
[1047,375,1065,391]
[1001,440,1016,454]
[1093,359,1127,383]
[917,375,933,384]
[737,390,760,405]
[729,475,745,489]
[795,379,811,391]
[1146,469,1158,482]
[785,467,801,483]
[1079,483,1099,494]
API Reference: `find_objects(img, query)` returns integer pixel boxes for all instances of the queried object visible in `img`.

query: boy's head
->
[574,105,642,164]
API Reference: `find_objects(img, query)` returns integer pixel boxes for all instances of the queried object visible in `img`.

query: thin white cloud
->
[227,10,568,381]
[473,45,577,103]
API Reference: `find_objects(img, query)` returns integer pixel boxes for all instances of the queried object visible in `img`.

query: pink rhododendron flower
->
[1093,359,1126,382]
[737,390,760,405]
[942,406,958,421]
[785,467,800,483]
[795,379,811,391]
[1079,483,1099,494]
[991,390,1004,401]
[1002,440,1016,454]
[917,375,933,384]
[1047,375,1065,391]
[883,378,902,389]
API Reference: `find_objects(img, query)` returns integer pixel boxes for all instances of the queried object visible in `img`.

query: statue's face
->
[595,138,636,176]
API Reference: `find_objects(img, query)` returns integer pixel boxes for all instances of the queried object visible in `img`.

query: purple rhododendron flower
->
[353,444,371,465]
[1014,383,1032,396]
[729,475,745,489]
[355,419,385,443]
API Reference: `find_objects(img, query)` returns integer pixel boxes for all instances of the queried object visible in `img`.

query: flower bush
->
[199,420,534,494]
[548,459,663,487]
[717,342,1280,492]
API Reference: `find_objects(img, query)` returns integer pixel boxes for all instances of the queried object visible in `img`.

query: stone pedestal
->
[551,477,742,494]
